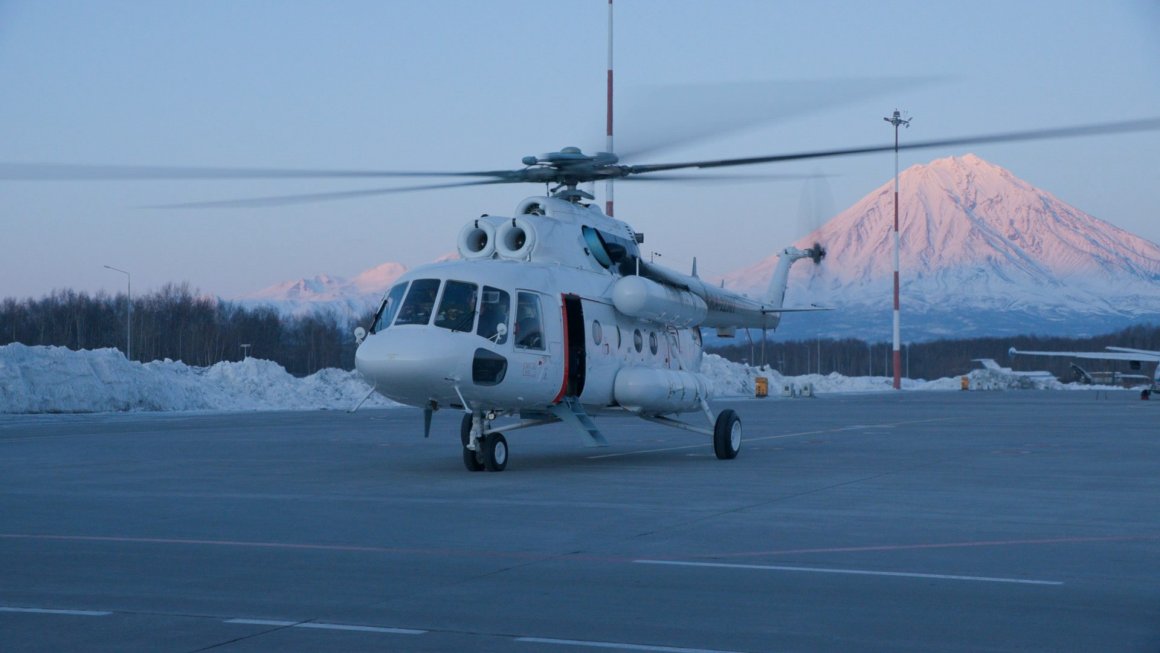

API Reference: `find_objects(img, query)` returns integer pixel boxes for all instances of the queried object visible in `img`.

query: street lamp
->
[103,265,131,361]
[883,109,911,390]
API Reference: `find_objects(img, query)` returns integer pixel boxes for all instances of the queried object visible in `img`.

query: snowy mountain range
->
[233,154,1160,340]
[720,154,1160,340]
[235,262,407,318]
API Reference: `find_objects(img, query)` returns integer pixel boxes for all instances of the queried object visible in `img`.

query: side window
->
[649,331,659,355]
[592,320,603,345]
[633,329,643,353]
[371,282,408,333]
[476,287,511,344]
[434,280,478,332]
[514,292,545,350]
[395,278,441,326]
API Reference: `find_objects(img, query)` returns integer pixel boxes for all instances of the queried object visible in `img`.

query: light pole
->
[884,109,910,390]
[103,265,131,361]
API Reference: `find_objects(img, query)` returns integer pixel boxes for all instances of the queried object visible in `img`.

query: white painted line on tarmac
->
[226,618,297,626]
[635,559,1063,586]
[297,622,426,635]
[225,618,426,635]
[517,636,752,653]
[0,606,111,616]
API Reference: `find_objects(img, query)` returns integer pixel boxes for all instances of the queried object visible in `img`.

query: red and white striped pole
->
[884,109,909,390]
[605,0,614,216]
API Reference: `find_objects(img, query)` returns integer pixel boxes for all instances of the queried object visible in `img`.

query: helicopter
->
[351,172,826,472]
[4,117,1160,471]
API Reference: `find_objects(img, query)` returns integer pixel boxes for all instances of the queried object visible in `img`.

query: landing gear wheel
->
[461,413,484,472]
[482,433,508,472]
[713,409,741,460]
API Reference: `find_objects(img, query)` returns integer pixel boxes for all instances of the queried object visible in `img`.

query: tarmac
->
[1,390,1157,652]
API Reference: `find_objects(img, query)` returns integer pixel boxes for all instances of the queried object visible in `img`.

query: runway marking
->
[0,606,111,616]
[693,533,1160,559]
[0,532,553,561]
[225,618,425,635]
[635,559,1063,586]
[517,636,751,653]
[588,417,958,459]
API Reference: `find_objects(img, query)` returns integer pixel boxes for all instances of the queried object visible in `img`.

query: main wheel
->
[713,409,741,460]
[482,432,508,472]
[461,413,484,472]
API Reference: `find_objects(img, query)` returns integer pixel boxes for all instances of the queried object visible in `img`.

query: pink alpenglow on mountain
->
[721,155,1160,334]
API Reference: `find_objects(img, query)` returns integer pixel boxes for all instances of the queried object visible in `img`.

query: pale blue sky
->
[2,0,1158,299]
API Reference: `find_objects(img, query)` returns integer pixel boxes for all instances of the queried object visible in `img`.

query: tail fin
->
[765,244,825,307]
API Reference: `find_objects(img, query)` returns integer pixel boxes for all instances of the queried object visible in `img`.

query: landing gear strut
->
[460,412,508,472]
[460,413,484,471]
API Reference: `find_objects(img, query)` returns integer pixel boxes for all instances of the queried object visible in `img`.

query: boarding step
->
[550,396,608,448]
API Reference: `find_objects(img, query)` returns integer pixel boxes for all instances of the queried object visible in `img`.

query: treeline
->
[4,285,1158,381]
[0,284,373,376]
[710,323,1160,381]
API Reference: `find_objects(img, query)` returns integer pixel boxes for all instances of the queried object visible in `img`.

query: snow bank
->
[0,343,396,414]
[0,345,1072,415]
[698,353,1059,396]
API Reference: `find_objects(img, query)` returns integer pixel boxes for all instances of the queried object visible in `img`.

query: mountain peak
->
[720,154,1160,339]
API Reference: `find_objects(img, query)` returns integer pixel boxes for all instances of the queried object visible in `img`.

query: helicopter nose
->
[355,328,471,405]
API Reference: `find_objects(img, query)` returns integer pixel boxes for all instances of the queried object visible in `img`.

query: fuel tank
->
[613,367,710,413]
[611,275,708,327]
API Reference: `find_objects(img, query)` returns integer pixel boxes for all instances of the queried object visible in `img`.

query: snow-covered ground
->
[0,343,1080,415]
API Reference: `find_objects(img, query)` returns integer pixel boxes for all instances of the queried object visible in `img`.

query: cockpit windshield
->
[373,278,517,346]
[434,280,478,332]
[371,282,408,333]
[395,278,441,326]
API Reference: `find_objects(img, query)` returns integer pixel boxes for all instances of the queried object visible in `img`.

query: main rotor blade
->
[0,162,518,181]
[625,117,1160,175]
[617,172,829,183]
[148,179,515,209]
[616,76,942,160]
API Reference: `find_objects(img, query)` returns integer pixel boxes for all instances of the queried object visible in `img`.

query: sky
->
[2,0,1158,300]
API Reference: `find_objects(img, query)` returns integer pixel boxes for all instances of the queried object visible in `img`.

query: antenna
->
[884,109,911,390]
[605,0,614,216]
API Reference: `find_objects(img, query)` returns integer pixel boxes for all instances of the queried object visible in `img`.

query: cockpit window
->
[514,291,545,350]
[371,282,409,333]
[434,280,478,332]
[476,286,510,344]
[395,278,441,326]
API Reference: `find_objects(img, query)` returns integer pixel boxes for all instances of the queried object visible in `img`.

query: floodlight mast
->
[884,109,910,390]
[103,265,131,361]
[605,0,614,216]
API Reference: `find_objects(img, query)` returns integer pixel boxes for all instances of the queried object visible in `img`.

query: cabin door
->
[563,294,586,398]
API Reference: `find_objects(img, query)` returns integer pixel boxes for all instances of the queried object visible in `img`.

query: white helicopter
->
[352,176,825,471]
[5,118,1160,471]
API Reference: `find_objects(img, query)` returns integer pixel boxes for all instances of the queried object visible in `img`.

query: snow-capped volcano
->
[721,154,1160,340]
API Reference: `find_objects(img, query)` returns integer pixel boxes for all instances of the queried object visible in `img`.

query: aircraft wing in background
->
[1009,346,1160,390]
[1008,347,1160,363]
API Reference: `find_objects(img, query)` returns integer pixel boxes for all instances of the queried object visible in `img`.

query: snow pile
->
[0,345,1074,415]
[0,343,396,414]
[699,353,1056,396]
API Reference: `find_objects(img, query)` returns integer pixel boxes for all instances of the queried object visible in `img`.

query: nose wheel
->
[460,413,509,472]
